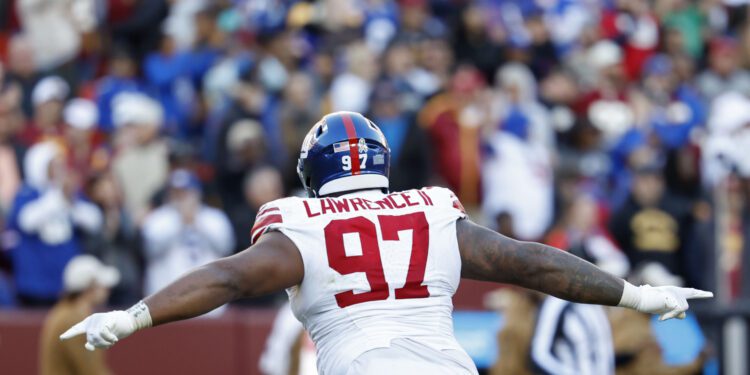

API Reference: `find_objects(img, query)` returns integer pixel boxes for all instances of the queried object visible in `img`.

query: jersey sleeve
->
[250,202,285,245]
[422,186,467,219]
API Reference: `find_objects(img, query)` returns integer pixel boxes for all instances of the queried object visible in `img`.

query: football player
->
[61,112,712,374]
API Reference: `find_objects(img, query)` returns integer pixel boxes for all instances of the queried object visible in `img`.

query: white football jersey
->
[251,187,477,375]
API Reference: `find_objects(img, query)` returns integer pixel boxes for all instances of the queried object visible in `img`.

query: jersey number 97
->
[324,212,430,308]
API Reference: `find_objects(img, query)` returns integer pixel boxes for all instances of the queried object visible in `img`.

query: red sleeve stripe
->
[251,229,265,244]
[251,213,283,235]
[250,214,283,244]
[257,206,280,217]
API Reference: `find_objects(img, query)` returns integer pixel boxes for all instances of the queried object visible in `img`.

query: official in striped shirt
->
[530,296,614,375]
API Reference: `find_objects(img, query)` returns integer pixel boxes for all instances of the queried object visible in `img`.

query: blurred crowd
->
[0,0,750,314]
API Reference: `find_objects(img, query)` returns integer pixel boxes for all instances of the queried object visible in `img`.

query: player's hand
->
[625,284,713,321]
[59,311,137,351]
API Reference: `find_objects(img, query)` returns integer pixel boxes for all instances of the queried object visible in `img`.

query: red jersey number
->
[324,212,431,308]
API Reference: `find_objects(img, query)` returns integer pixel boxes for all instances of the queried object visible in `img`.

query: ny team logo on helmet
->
[297,111,391,197]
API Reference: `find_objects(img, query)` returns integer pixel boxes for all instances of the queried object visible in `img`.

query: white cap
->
[32,76,69,106]
[587,40,623,70]
[588,99,633,142]
[708,91,750,135]
[112,92,164,128]
[63,255,121,292]
[64,98,99,130]
[227,119,263,151]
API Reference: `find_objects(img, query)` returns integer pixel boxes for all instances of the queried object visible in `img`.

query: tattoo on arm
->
[456,219,624,306]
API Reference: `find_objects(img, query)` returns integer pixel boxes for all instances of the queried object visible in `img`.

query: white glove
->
[618,282,713,321]
[60,301,152,351]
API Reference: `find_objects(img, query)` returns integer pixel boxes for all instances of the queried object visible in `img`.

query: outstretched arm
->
[60,231,303,349]
[145,231,302,325]
[456,219,712,315]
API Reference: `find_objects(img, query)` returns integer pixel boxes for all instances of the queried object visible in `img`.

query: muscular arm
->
[145,231,303,326]
[63,215,711,350]
[457,218,624,306]
[60,231,304,347]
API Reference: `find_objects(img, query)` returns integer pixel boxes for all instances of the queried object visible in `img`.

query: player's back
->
[251,187,477,375]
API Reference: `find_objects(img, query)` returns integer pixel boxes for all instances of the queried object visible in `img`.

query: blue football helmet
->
[297,111,390,197]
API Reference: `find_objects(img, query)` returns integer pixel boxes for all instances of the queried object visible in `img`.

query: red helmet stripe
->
[341,114,361,175]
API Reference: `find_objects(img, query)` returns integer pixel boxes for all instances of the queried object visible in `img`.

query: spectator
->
[453,4,505,82]
[368,80,430,192]
[255,31,295,96]
[84,172,142,306]
[329,42,379,113]
[111,93,169,223]
[279,72,322,186]
[141,169,233,296]
[216,68,285,168]
[19,76,68,146]
[392,0,444,45]
[187,7,224,88]
[416,37,454,94]
[606,0,660,81]
[61,98,108,178]
[493,63,554,150]
[696,37,750,103]
[481,66,554,239]
[702,91,750,187]
[380,42,438,107]
[143,34,198,136]
[546,193,630,278]
[6,142,102,306]
[659,0,706,59]
[216,119,267,211]
[608,163,691,282]
[38,255,119,375]
[162,0,211,52]
[555,118,610,196]
[540,0,595,54]
[110,0,169,63]
[228,166,284,254]
[4,34,39,117]
[640,54,705,151]
[15,0,86,72]
[419,65,487,206]
[231,167,287,307]
[513,13,560,80]
[572,41,633,146]
[95,48,144,133]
